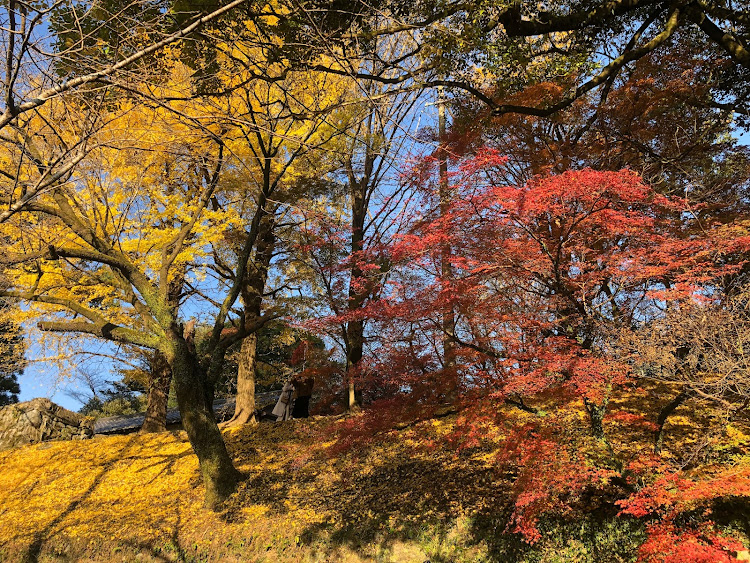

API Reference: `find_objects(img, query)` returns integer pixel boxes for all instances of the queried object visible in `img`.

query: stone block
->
[0,398,94,451]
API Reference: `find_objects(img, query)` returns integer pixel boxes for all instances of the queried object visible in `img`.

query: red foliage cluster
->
[494,416,619,543]
[363,150,743,408]
[318,147,750,553]
[636,522,745,563]
[619,466,750,520]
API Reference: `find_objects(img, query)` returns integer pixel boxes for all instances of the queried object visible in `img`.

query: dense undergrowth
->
[0,398,748,563]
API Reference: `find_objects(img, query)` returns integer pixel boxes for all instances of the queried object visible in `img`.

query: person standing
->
[291,375,314,418]
[272,379,295,421]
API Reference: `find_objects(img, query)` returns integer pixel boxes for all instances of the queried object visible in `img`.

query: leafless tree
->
[627,291,750,452]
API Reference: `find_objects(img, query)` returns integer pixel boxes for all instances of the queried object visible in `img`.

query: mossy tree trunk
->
[141,350,172,433]
[224,333,258,427]
[142,261,185,433]
[168,327,243,508]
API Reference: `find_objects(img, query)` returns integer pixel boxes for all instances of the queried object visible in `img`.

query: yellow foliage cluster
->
[0,15,356,357]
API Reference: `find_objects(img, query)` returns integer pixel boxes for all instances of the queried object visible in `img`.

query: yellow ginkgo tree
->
[197,25,350,428]
[0,18,355,502]
[0,68,257,506]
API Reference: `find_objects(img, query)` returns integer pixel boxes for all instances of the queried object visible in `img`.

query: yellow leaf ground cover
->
[0,416,507,562]
[0,403,747,562]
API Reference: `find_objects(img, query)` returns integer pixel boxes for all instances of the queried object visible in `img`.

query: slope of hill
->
[0,405,747,562]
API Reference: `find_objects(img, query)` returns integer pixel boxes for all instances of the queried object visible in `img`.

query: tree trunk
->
[221,333,257,427]
[655,390,689,453]
[346,319,364,409]
[142,262,185,433]
[584,397,617,463]
[223,212,275,428]
[169,332,242,509]
[345,183,367,411]
[584,398,607,439]
[141,351,172,433]
[348,380,356,409]
[437,84,457,404]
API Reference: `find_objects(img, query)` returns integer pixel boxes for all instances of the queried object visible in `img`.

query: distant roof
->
[93,390,280,435]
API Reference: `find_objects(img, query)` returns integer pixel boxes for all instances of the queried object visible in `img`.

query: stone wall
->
[0,398,93,451]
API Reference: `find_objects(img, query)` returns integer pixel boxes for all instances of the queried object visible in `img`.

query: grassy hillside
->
[0,405,747,563]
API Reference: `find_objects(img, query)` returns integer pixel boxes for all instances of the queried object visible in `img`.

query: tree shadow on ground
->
[15,436,193,563]
[223,443,522,561]
[218,417,651,562]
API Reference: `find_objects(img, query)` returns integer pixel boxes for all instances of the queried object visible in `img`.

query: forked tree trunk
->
[142,265,185,433]
[141,351,172,433]
[169,332,242,508]
[221,333,257,427]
